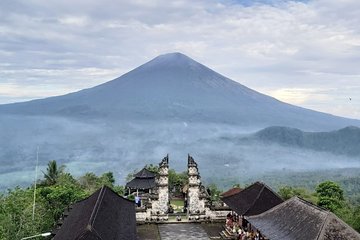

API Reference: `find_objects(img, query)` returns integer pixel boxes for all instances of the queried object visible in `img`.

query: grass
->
[170,199,184,212]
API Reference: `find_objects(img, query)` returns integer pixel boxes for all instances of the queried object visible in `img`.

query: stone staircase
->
[219,226,237,240]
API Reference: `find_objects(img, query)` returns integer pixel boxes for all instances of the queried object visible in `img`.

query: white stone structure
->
[187,155,211,219]
[151,155,169,218]
[135,154,228,223]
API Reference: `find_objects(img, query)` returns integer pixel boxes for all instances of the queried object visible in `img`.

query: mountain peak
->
[143,52,200,70]
[155,52,191,61]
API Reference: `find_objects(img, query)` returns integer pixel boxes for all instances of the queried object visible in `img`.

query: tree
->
[316,181,344,212]
[316,181,344,200]
[207,183,222,203]
[78,172,100,193]
[350,206,360,232]
[0,187,53,240]
[168,169,187,193]
[42,160,65,186]
[0,168,126,240]
[40,185,87,221]
[112,185,125,196]
[278,186,317,203]
[99,172,115,187]
[145,164,159,174]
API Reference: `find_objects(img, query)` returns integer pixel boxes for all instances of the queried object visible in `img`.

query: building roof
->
[221,182,283,216]
[221,187,242,198]
[133,168,156,178]
[126,167,156,189]
[53,186,137,240]
[246,197,360,240]
[125,177,156,189]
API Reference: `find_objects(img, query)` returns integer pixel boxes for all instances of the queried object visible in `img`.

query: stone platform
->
[137,223,223,240]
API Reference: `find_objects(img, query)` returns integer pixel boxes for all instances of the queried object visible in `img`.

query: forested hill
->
[254,126,360,156]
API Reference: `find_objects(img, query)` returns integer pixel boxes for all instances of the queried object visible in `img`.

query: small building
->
[53,186,137,240]
[246,196,360,240]
[128,156,170,222]
[221,182,283,216]
[125,168,156,195]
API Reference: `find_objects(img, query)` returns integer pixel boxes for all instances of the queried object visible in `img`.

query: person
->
[233,224,237,234]
[135,196,141,207]
[237,229,243,240]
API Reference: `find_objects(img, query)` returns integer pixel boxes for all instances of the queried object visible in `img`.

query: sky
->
[0,0,359,119]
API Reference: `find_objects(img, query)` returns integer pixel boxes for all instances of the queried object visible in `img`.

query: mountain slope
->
[0,52,359,130]
[254,126,360,156]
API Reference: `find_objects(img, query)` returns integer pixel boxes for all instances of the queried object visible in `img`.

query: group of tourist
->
[226,213,265,240]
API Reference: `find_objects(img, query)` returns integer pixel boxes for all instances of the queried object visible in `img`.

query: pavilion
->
[125,167,156,195]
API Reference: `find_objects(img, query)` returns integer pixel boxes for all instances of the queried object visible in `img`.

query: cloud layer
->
[0,0,359,118]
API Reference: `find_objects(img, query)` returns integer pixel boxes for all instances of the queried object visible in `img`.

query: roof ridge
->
[316,211,331,240]
[88,186,107,227]
[103,185,135,204]
[246,196,297,220]
[90,226,104,240]
[295,196,329,212]
[260,182,284,200]
[244,184,265,215]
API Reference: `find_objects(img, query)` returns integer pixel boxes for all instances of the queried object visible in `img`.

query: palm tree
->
[43,160,64,185]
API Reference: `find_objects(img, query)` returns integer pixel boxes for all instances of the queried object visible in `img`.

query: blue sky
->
[0,0,359,119]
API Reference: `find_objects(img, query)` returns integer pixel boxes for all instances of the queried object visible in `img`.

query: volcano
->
[1,52,358,130]
[1,52,360,190]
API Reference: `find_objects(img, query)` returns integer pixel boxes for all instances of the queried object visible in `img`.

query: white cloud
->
[58,16,89,27]
[0,0,359,118]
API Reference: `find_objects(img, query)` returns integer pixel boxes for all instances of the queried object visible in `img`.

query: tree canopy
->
[0,161,125,240]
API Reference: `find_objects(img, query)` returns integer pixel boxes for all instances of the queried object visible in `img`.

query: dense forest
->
[0,161,359,240]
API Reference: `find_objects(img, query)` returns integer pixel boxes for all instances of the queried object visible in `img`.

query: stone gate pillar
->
[187,155,206,215]
[152,155,169,216]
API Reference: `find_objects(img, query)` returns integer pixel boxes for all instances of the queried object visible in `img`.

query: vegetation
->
[0,161,124,240]
[277,181,360,232]
[168,169,187,194]
[1,161,359,239]
[278,186,317,203]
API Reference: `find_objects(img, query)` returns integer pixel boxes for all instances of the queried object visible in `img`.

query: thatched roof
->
[125,168,156,189]
[53,186,137,240]
[246,197,360,240]
[221,182,283,216]
[133,168,156,178]
[126,177,156,189]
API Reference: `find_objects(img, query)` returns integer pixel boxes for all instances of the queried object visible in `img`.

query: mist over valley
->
[1,53,359,191]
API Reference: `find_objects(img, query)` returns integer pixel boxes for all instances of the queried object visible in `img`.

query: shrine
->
[126,154,229,222]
